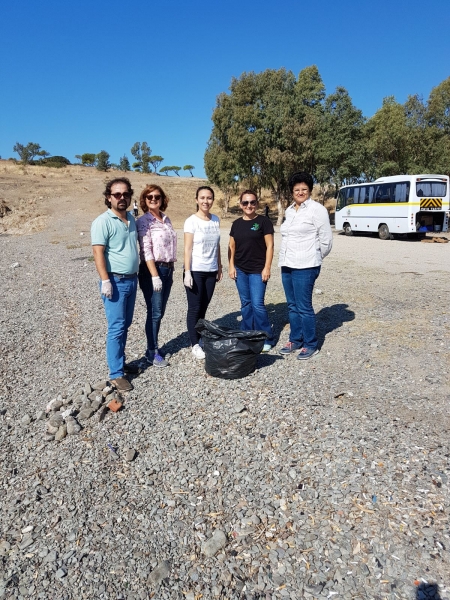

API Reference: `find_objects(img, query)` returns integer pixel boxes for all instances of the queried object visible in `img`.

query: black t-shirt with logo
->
[230,215,274,274]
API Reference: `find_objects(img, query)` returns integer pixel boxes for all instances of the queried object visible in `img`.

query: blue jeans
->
[100,274,137,380]
[235,267,273,342]
[138,263,173,353]
[281,266,321,351]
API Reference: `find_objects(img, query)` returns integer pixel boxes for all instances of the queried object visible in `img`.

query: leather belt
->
[110,272,137,279]
[155,261,174,268]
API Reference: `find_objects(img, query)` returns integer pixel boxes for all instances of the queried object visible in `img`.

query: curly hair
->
[139,184,169,214]
[288,172,314,193]
[239,189,258,203]
[103,177,134,209]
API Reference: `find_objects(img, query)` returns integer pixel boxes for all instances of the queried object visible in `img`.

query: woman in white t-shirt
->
[183,186,222,359]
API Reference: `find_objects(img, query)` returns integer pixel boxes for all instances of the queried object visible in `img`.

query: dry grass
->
[0,160,335,237]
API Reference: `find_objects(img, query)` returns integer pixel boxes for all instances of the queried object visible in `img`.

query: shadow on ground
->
[416,582,441,599]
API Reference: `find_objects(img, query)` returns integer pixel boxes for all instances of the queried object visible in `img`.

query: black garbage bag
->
[195,319,267,380]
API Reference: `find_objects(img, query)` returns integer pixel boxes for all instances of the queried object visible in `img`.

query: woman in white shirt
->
[279,172,333,360]
[184,186,222,359]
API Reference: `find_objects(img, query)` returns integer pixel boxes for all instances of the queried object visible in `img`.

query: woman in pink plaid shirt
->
[137,184,177,368]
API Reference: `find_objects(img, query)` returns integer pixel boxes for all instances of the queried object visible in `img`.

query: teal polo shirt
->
[91,209,139,275]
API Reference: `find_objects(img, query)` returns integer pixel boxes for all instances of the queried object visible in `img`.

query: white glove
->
[184,270,193,289]
[152,276,163,292]
[101,279,113,299]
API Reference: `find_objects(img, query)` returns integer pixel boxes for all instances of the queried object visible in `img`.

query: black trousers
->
[184,270,217,345]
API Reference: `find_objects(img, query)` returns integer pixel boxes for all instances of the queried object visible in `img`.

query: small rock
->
[10,262,20,268]
[202,530,227,557]
[55,567,67,579]
[21,526,33,534]
[97,406,108,422]
[0,541,11,555]
[78,408,95,421]
[46,398,63,412]
[49,413,64,428]
[46,423,59,435]
[92,380,108,391]
[61,407,76,419]
[88,391,102,402]
[314,288,323,295]
[66,417,81,435]
[21,414,32,426]
[43,550,58,564]
[90,398,102,411]
[36,410,46,421]
[84,382,93,395]
[234,403,246,414]
[19,536,34,550]
[304,583,323,595]
[148,560,171,587]
[125,448,137,462]
[55,425,67,441]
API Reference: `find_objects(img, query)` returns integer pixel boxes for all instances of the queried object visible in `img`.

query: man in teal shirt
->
[91,178,139,391]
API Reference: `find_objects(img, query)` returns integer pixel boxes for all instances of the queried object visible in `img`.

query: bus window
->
[368,186,375,203]
[416,181,447,197]
[359,186,367,203]
[353,188,360,203]
[336,190,346,210]
[393,182,409,202]
[375,184,390,202]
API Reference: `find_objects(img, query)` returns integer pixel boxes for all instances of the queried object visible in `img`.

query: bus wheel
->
[343,223,353,236]
[378,224,392,240]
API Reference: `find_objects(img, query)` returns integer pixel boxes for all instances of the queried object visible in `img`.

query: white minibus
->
[334,174,450,239]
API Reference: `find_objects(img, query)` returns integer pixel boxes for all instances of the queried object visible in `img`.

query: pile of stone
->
[40,381,122,442]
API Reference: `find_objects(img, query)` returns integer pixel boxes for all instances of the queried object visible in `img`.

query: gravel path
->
[1,227,449,600]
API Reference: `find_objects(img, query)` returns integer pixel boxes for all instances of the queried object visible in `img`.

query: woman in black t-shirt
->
[229,190,275,352]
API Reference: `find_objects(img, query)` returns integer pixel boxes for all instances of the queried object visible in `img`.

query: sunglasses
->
[111,192,131,200]
[147,194,162,202]
[241,200,257,207]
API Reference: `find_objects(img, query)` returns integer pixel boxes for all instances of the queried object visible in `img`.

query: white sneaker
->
[192,344,205,359]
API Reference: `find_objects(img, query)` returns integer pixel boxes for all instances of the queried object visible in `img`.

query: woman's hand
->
[184,271,193,288]
[228,267,236,280]
[217,265,223,282]
[261,267,271,282]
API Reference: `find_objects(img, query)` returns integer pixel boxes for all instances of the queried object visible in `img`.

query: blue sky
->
[1,0,449,178]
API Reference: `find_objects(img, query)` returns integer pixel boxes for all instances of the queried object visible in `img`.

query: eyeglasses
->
[110,192,131,200]
[241,200,257,207]
[146,194,162,202]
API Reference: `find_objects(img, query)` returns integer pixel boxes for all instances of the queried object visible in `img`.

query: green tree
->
[428,76,450,134]
[96,150,111,171]
[131,142,152,173]
[13,142,48,164]
[74,154,82,163]
[183,164,195,177]
[316,86,365,193]
[119,155,131,171]
[159,166,171,175]
[149,155,163,173]
[204,140,238,214]
[171,166,181,176]
[364,96,409,178]
[81,153,97,167]
[205,67,324,224]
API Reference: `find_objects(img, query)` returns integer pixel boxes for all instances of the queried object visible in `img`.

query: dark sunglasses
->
[111,192,131,200]
[241,200,257,207]
[147,194,162,202]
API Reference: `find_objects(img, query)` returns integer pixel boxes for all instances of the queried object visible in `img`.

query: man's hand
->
[228,267,236,280]
[184,271,193,289]
[152,276,163,292]
[101,279,113,299]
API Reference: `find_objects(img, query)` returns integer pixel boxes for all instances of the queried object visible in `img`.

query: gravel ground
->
[1,226,449,600]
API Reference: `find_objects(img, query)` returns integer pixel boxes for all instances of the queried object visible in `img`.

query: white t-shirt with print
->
[184,214,220,271]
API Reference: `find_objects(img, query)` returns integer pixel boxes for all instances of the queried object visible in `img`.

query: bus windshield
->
[416,181,447,197]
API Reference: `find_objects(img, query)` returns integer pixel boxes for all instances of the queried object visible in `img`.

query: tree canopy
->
[131,142,151,173]
[13,142,48,164]
[205,67,450,222]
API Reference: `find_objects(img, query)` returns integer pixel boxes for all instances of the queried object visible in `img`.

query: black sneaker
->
[297,347,319,360]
